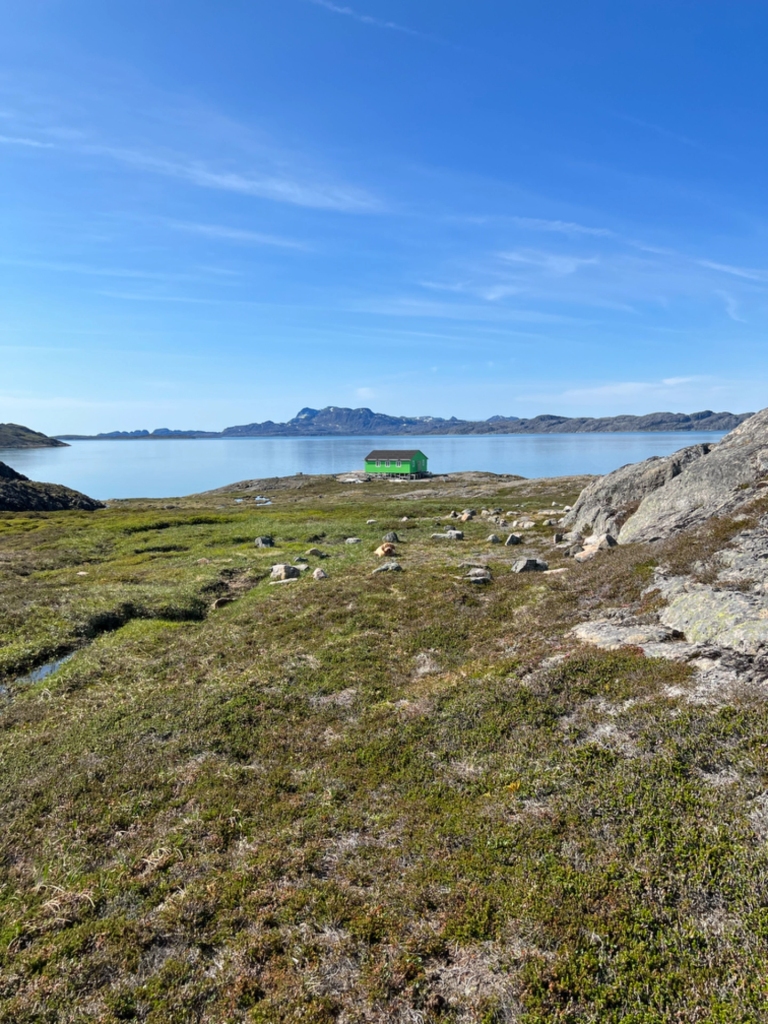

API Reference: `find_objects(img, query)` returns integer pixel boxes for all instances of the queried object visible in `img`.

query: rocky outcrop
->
[0,462,104,512]
[561,443,713,538]
[618,409,768,543]
[570,516,768,704]
[562,408,768,545]
[0,463,29,482]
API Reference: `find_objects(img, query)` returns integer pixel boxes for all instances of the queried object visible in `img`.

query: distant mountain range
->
[55,406,753,441]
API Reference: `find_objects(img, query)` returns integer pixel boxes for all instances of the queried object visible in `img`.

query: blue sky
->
[1,0,767,434]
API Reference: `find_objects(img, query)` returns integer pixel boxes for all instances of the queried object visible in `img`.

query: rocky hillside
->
[561,407,768,544]
[59,407,752,440]
[222,406,752,437]
[0,462,104,512]
[0,422,68,448]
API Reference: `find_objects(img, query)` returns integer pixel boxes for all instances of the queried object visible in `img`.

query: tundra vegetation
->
[0,471,767,1023]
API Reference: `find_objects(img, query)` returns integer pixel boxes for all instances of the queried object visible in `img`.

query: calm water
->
[0,432,726,500]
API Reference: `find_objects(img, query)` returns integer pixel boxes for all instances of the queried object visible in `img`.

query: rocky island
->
[2,411,768,1021]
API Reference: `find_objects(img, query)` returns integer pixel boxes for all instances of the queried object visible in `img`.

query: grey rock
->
[294,556,308,563]
[574,547,599,562]
[432,530,464,540]
[486,534,502,544]
[572,620,677,650]
[512,558,549,573]
[619,409,768,543]
[312,567,328,580]
[382,531,400,543]
[640,641,703,661]
[254,536,274,548]
[585,533,618,550]
[271,563,301,580]
[504,533,522,546]
[562,443,713,539]
[717,522,768,587]
[553,533,565,543]
[305,547,324,557]
[345,537,362,544]
[660,589,768,653]
[372,560,402,574]
[466,567,492,583]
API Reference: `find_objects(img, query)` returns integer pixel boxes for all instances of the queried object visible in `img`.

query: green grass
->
[1,474,767,1022]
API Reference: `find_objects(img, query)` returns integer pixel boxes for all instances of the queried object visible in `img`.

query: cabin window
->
[396,460,401,467]
[376,460,381,466]
[385,460,390,467]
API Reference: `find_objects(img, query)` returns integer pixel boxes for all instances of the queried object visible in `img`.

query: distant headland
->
[54,406,753,441]
[0,422,69,449]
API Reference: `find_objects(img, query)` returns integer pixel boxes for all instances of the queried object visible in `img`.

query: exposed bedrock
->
[561,443,712,538]
[563,407,768,544]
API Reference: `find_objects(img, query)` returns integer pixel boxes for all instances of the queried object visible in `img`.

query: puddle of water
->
[14,653,75,686]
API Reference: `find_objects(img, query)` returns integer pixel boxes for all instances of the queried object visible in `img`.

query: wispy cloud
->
[95,291,225,304]
[615,113,704,150]
[559,376,709,401]
[715,290,746,322]
[698,259,768,283]
[510,216,613,237]
[0,134,54,148]
[0,257,191,281]
[304,0,425,38]
[84,144,379,212]
[0,98,380,213]
[498,249,599,275]
[169,221,309,250]
[361,296,592,325]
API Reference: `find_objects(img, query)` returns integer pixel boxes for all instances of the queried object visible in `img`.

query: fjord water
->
[0,432,726,500]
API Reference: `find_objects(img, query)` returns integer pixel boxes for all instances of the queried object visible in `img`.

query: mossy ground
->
[1,474,767,1022]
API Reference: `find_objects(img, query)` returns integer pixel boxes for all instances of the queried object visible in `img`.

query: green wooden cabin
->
[364,449,428,478]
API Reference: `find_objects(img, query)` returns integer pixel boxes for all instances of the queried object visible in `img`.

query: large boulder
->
[561,407,768,545]
[0,462,104,512]
[271,563,300,580]
[561,443,712,538]
[619,409,768,543]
